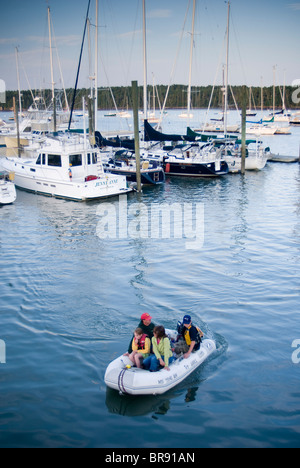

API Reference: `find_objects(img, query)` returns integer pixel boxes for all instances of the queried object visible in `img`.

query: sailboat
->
[196,2,240,135]
[4,10,72,150]
[246,87,257,116]
[178,0,196,124]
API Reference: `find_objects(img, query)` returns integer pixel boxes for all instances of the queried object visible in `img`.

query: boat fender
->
[165,163,171,173]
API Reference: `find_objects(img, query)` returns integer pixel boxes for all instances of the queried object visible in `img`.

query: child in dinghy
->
[127,328,151,368]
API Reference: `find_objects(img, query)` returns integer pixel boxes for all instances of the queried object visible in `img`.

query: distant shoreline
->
[1,85,299,112]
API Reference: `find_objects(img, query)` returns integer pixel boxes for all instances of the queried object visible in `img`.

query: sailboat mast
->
[187,0,196,126]
[143,0,148,120]
[48,7,56,132]
[224,1,230,137]
[48,7,55,103]
[15,47,22,121]
[94,0,99,131]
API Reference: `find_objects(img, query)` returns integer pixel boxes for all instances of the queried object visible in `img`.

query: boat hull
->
[224,155,268,172]
[105,338,216,395]
[0,158,132,202]
[107,167,165,185]
[0,181,17,205]
[163,160,229,177]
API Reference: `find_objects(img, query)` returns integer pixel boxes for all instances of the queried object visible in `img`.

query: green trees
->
[1,85,298,112]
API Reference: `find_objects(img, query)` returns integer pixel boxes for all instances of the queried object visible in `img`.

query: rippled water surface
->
[0,111,300,448]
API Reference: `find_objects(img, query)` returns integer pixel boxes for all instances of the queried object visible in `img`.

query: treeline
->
[1,85,298,111]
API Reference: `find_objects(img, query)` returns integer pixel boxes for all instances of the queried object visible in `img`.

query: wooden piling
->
[13,96,21,158]
[241,87,247,175]
[132,80,142,192]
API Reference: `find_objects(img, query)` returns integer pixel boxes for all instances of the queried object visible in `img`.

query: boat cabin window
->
[48,154,62,167]
[87,153,98,165]
[69,154,82,167]
[36,154,46,165]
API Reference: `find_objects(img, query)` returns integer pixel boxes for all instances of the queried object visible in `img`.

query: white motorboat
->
[0,134,133,202]
[0,171,17,205]
[222,140,269,172]
[105,330,216,396]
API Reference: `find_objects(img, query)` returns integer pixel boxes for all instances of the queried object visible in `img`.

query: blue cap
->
[183,315,192,324]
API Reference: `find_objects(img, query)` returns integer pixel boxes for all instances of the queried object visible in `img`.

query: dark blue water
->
[0,118,300,448]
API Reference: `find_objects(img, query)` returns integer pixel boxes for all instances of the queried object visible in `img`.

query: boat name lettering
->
[95,178,118,188]
[165,376,173,383]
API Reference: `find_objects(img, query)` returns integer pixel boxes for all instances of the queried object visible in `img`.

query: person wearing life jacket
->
[126,313,156,354]
[128,328,151,368]
[175,315,204,359]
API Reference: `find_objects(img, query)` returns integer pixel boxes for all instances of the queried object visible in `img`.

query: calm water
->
[0,110,300,448]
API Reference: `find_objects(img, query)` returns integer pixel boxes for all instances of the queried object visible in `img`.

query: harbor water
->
[0,110,300,448]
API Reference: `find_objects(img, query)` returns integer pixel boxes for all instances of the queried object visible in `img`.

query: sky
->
[0,0,299,92]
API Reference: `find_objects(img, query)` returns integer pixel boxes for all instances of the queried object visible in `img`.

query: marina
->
[0,108,299,448]
[0,0,300,451]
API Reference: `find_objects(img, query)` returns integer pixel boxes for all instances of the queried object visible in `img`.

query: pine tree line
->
[1,85,298,112]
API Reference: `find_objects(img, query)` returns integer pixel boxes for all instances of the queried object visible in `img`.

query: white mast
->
[94,0,99,131]
[15,47,22,121]
[187,0,196,127]
[224,1,230,137]
[143,0,148,120]
[48,7,55,104]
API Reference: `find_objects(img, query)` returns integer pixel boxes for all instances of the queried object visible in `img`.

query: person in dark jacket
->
[175,315,203,358]
[125,313,156,354]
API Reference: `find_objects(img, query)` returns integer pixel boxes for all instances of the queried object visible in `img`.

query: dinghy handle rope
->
[118,369,128,394]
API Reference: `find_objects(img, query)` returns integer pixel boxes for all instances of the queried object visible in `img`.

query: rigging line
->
[19,51,38,110]
[68,0,91,131]
[50,16,70,112]
[158,0,192,127]
[201,33,226,133]
[230,8,248,86]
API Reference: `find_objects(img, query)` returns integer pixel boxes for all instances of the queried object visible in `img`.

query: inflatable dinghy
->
[104,330,216,396]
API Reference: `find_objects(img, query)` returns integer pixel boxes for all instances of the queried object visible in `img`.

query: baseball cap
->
[141,313,152,321]
[182,315,192,324]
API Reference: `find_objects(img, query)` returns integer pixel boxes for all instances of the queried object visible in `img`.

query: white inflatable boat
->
[104,331,216,396]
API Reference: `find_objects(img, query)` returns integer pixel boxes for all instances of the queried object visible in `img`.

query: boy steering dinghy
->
[104,329,216,396]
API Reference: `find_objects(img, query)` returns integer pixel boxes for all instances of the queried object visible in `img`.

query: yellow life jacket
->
[184,325,203,346]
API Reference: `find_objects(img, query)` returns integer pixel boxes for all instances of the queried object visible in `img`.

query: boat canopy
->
[144,120,195,143]
[95,130,135,150]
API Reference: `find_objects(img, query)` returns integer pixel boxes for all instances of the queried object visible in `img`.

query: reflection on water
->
[0,114,300,448]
